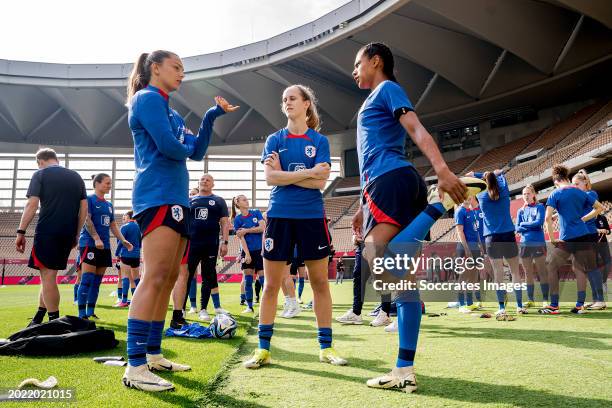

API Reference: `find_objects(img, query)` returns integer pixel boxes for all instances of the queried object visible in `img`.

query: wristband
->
[223,240,229,245]
[16,229,26,235]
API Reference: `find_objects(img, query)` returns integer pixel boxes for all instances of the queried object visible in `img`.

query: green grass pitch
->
[0,283,610,407]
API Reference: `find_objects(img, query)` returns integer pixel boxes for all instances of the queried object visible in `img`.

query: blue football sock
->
[189,277,197,307]
[515,289,523,308]
[474,289,481,302]
[576,291,586,307]
[122,278,130,303]
[211,293,221,309]
[318,327,332,350]
[587,268,604,302]
[245,275,254,308]
[396,301,421,368]
[258,276,265,287]
[240,293,245,303]
[496,290,506,310]
[458,292,465,306]
[292,277,297,288]
[86,275,103,316]
[551,294,560,308]
[298,277,305,298]
[127,318,151,367]
[258,324,274,350]
[134,278,140,287]
[73,284,79,303]
[117,286,122,301]
[77,273,94,318]
[146,320,164,355]
[466,292,473,306]
[527,284,534,301]
[540,283,549,301]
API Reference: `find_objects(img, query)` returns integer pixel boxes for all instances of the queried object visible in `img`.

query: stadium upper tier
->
[0,0,610,149]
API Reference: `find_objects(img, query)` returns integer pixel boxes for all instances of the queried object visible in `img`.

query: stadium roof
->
[0,0,610,149]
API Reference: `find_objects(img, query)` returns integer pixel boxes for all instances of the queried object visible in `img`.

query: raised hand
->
[215,96,240,113]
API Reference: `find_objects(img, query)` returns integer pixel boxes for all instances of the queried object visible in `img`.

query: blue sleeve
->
[255,210,264,221]
[233,217,241,230]
[110,204,115,222]
[585,191,597,207]
[498,175,509,196]
[87,196,93,216]
[134,92,192,161]
[455,208,465,225]
[315,136,331,166]
[546,191,557,210]
[381,82,414,119]
[115,238,123,256]
[473,172,484,179]
[261,134,278,163]
[191,105,226,161]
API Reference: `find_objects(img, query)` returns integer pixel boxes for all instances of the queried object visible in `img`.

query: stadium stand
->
[323,196,359,224]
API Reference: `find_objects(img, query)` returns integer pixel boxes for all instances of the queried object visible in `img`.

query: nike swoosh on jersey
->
[278,149,288,153]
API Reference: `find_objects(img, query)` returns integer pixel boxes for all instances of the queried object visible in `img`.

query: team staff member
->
[116,211,142,307]
[183,174,230,322]
[16,148,88,326]
[232,194,265,314]
[123,49,238,392]
[243,84,347,369]
[77,173,132,319]
[515,185,548,308]
[541,165,603,315]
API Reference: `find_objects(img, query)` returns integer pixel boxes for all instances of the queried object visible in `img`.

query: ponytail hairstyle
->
[91,173,110,189]
[283,84,321,131]
[483,171,500,201]
[359,42,397,82]
[230,195,246,221]
[126,50,177,104]
[551,164,569,183]
[523,184,537,205]
[125,210,134,219]
[573,169,592,190]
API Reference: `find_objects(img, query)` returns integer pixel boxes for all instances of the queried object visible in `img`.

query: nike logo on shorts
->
[136,342,146,345]
[318,245,327,250]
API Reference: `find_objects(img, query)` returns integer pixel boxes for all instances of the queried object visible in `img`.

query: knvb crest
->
[305,145,316,158]
[264,238,274,252]
[171,205,184,222]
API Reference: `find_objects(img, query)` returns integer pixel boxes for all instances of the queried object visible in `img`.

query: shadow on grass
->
[417,374,611,408]
[422,323,612,350]
[272,328,364,342]
[270,345,387,369]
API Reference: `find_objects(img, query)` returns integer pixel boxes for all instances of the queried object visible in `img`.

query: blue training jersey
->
[356,80,414,188]
[117,221,141,258]
[474,173,515,236]
[189,194,228,246]
[129,85,224,215]
[261,128,330,219]
[233,209,264,251]
[516,203,545,243]
[546,186,596,240]
[79,194,114,249]
[583,190,599,235]
[455,206,480,243]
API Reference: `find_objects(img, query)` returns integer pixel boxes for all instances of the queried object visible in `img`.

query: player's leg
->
[170,263,189,328]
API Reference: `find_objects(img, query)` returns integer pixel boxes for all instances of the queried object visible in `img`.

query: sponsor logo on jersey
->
[101,215,110,226]
[196,207,209,220]
[289,163,306,172]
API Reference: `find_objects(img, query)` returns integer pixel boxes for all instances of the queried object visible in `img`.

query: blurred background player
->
[115,210,141,307]
[231,194,265,314]
[515,185,548,308]
[77,173,132,319]
[541,165,603,315]
[468,169,524,317]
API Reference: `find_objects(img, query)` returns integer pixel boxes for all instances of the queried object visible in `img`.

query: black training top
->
[26,165,87,236]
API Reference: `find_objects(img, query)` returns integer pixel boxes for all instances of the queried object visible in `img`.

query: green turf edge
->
[194,315,259,408]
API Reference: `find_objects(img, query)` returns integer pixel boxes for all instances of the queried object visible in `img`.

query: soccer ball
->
[210,314,237,339]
